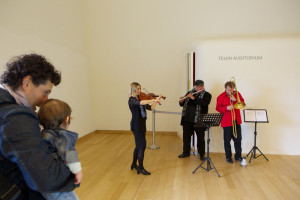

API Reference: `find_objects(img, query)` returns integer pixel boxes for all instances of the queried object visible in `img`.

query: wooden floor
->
[75,131,300,200]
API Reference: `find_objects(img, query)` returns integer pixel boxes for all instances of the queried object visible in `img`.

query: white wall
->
[0,0,95,136]
[82,0,300,154]
[190,38,300,155]
[82,0,189,132]
[1,0,300,155]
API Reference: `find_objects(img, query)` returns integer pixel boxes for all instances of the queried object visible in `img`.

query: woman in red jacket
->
[216,81,245,164]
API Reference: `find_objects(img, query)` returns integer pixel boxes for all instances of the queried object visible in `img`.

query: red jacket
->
[216,91,245,127]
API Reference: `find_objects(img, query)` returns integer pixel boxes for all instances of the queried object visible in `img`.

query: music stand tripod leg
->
[249,150,254,163]
[206,158,220,177]
[246,146,254,162]
[193,132,210,174]
[192,159,207,174]
[256,147,269,161]
[192,122,220,177]
[246,122,269,163]
[246,148,252,157]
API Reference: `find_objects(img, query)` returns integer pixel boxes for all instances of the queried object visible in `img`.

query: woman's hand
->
[155,97,161,104]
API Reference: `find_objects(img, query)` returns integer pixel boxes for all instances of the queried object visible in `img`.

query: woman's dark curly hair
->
[0,54,61,90]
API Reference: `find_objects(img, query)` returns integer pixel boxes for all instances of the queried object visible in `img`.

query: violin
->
[138,92,166,101]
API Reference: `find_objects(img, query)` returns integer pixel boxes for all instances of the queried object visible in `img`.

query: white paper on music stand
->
[244,110,256,121]
[255,110,268,122]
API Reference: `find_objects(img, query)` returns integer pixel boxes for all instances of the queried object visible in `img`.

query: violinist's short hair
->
[129,82,140,97]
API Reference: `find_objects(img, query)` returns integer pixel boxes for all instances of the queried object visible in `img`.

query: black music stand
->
[244,109,269,163]
[193,113,223,177]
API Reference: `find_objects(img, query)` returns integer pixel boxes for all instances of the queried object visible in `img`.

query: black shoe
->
[226,158,233,164]
[131,164,139,171]
[200,156,206,161]
[178,153,190,158]
[138,168,151,175]
[235,157,243,162]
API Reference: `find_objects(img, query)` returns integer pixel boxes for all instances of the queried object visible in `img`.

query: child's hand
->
[74,170,83,184]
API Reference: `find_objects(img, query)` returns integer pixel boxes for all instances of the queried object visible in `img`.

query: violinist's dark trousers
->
[182,121,205,156]
[223,124,242,159]
[132,131,146,169]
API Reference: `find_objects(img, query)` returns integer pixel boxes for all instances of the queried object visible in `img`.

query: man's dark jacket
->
[179,90,212,125]
[0,88,76,199]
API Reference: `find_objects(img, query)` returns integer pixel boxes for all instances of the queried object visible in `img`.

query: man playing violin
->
[216,81,245,164]
[178,80,212,160]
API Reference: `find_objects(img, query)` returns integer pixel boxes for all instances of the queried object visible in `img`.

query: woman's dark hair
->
[38,99,72,129]
[1,54,61,90]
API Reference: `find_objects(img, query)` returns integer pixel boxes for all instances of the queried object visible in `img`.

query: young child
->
[38,99,82,200]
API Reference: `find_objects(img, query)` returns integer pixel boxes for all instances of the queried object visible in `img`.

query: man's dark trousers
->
[182,121,205,156]
[223,124,242,159]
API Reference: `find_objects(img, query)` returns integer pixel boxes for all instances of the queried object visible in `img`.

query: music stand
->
[244,109,269,163]
[193,113,223,177]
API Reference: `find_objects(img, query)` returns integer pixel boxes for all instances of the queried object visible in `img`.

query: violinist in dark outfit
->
[128,82,162,175]
[178,80,212,160]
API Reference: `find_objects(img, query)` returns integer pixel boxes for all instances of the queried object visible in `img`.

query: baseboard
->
[77,130,97,143]
[77,130,177,145]
[94,130,177,135]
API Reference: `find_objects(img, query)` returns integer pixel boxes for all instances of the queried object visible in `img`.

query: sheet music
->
[255,110,268,122]
[244,109,268,122]
[195,113,223,127]
[244,110,256,121]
